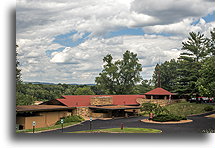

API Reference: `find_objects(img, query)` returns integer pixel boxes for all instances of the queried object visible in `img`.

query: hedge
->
[152,114,187,122]
[55,115,85,125]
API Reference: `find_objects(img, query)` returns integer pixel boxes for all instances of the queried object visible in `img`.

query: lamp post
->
[61,119,64,133]
[89,117,92,131]
[32,121,36,133]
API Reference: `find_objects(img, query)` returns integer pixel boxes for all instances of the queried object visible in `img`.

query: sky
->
[16,0,215,84]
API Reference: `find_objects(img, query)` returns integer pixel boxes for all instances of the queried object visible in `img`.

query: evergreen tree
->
[152,59,178,92]
[209,28,215,55]
[196,56,215,97]
[176,32,209,96]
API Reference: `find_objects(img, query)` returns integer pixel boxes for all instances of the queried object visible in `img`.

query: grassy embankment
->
[164,102,214,116]
[69,128,161,133]
[16,122,80,133]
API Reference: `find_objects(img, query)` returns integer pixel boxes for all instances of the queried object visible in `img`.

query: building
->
[16,89,178,130]
[16,105,74,130]
[42,95,144,118]
[144,87,174,100]
[16,95,145,129]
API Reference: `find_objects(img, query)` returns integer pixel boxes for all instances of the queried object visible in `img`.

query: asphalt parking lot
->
[41,111,215,134]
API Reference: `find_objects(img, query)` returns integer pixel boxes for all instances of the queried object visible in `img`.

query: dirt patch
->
[141,119,193,124]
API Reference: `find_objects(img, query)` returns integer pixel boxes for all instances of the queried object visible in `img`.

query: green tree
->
[152,59,178,92]
[74,86,95,95]
[16,92,36,106]
[141,103,169,119]
[16,45,22,84]
[176,32,209,96]
[196,56,215,97]
[16,45,35,105]
[95,50,142,94]
[133,80,154,94]
[208,28,215,56]
[180,32,209,62]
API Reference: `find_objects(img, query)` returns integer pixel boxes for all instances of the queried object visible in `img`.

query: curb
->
[31,120,86,133]
[141,119,193,124]
[187,111,215,117]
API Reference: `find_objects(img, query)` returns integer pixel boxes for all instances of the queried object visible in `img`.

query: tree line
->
[16,28,215,105]
[152,29,215,97]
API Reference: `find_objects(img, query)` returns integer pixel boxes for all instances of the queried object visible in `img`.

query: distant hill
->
[24,82,56,85]
[24,81,95,86]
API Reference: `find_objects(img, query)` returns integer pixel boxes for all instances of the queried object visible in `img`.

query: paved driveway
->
[42,112,215,134]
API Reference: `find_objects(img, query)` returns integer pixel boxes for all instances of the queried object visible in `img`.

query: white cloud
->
[16,0,215,84]
[49,35,182,82]
[131,0,215,25]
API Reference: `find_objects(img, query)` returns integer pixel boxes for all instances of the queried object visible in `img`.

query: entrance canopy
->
[145,88,173,100]
[145,87,173,96]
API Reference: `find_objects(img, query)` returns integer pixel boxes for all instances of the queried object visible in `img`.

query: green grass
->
[69,128,161,133]
[164,102,214,116]
[16,122,80,133]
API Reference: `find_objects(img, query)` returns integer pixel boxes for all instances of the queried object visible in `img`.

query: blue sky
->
[52,12,214,49]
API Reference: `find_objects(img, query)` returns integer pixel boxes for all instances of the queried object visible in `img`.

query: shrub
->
[138,112,147,116]
[152,114,187,122]
[204,106,214,112]
[141,103,158,113]
[55,115,85,125]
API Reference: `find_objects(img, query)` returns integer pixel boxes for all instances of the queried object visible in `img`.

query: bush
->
[204,106,214,112]
[141,103,169,114]
[152,114,187,122]
[55,115,85,125]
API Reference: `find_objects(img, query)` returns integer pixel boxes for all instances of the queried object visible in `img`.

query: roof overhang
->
[16,105,75,113]
[89,105,140,110]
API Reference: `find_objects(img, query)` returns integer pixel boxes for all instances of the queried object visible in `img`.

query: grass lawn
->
[164,102,214,116]
[16,122,80,133]
[69,128,161,133]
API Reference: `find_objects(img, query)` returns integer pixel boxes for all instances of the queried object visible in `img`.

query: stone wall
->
[72,107,92,117]
[91,112,111,118]
[136,98,177,106]
[90,96,113,106]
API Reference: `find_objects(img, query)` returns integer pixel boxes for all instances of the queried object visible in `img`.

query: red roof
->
[56,95,145,107]
[144,88,173,95]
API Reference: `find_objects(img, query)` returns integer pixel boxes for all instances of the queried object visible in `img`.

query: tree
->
[16,92,36,106]
[133,80,154,94]
[196,56,215,97]
[180,32,209,62]
[74,86,95,95]
[16,45,21,83]
[152,59,178,92]
[16,45,36,105]
[208,28,215,56]
[95,50,142,94]
[176,32,209,96]
[141,103,169,119]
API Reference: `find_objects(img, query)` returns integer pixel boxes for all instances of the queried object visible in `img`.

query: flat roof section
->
[16,105,75,112]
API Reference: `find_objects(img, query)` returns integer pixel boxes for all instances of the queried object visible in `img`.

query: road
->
[42,111,215,134]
